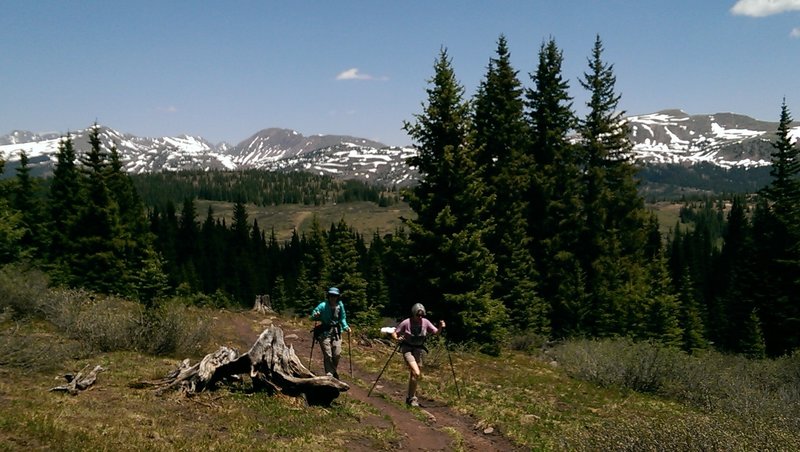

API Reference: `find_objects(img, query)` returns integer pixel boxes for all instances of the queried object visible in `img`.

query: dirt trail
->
[219,311,523,452]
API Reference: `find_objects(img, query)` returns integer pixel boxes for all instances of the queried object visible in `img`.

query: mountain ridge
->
[2,111,799,189]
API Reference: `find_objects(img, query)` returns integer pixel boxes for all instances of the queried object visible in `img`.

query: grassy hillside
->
[198,199,693,244]
[2,267,798,450]
[196,200,415,243]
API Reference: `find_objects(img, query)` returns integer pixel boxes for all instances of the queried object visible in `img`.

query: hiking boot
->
[405,396,419,407]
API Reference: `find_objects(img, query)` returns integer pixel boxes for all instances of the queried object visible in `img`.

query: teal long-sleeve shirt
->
[310,300,349,334]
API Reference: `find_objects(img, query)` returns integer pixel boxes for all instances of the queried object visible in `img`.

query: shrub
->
[552,337,682,393]
[508,330,549,354]
[133,298,211,357]
[552,337,800,434]
[0,264,50,319]
[0,265,211,358]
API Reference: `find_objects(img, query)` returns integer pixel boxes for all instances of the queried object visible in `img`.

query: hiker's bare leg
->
[403,350,422,400]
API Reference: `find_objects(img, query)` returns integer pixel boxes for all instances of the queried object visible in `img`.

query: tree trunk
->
[253,294,273,314]
[141,325,348,406]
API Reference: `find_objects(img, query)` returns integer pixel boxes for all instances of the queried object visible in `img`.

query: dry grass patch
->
[0,350,398,451]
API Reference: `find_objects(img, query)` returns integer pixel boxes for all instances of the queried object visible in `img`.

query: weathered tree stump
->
[50,364,105,395]
[143,325,348,406]
[252,294,273,314]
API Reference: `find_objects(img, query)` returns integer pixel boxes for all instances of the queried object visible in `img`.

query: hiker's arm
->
[310,302,323,320]
[340,302,350,331]
[392,320,409,341]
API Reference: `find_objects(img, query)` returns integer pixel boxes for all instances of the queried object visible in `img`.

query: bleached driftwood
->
[50,364,105,395]
[143,325,348,406]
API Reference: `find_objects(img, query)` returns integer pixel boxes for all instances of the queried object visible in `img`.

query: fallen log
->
[50,364,105,395]
[142,324,348,406]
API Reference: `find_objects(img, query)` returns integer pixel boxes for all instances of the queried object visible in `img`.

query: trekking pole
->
[367,340,402,397]
[308,322,317,372]
[348,329,353,378]
[442,329,460,398]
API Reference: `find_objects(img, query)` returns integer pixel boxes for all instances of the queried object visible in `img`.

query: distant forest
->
[130,169,401,208]
[2,35,799,359]
[638,163,772,201]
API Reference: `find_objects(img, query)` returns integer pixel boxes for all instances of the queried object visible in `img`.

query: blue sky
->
[1,0,799,147]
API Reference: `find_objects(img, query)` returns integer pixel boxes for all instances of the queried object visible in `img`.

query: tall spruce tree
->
[472,35,546,333]
[524,37,582,337]
[176,198,201,290]
[404,48,507,353]
[752,100,800,356]
[106,144,166,303]
[576,36,651,337]
[227,200,256,305]
[297,216,331,309]
[67,125,132,295]
[198,205,224,293]
[328,218,371,325]
[13,151,46,259]
[364,231,391,323]
[47,135,82,270]
[641,253,683,348]
[0,157,24,263]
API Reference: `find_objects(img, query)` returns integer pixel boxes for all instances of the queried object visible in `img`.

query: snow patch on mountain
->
[3,111,800,186]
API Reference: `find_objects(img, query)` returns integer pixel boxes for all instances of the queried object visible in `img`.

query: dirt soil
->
[216,310,524,452]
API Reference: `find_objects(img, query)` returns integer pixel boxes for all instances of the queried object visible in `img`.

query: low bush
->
[552,337,800,434]
[0,265,210,358]
[552,337,682,393]
[0,264,50,319]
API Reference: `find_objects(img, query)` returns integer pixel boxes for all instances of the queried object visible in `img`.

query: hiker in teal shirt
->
[310,287,350,379]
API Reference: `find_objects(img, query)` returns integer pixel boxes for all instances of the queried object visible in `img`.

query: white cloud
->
[792,27,800,36]
[336,68,372,80]
[335,68,388,81]
[731,0,800,17]
[157,106,178,113]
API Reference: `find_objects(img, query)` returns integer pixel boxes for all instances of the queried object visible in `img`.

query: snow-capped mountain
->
[628,109,799,169]
[2,110,798,188]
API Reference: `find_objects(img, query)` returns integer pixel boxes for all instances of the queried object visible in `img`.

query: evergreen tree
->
[576,35,651,337]
[713,196,755,351]
[524,37,582,337]
[271,274,288,312]
[0,158,25,263]
[752,101,800,356]
[472,35,546,333]
[381,227,416,319]
[328,218,371,325]
[106,144,165,303]
[642,261,683,348]
[403,48,507,353]
[11,151,42,257]
[176,198,201,290]
[66,125,131,295]
[296,217,331,310]
[198,206,223,293]
[739,309,767,359]
[47,135,82,269]
[675,268,708,352]
[226,200,256,305]
[762,100,800,225]
[13,151,45,258]
[364,231,391,322]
